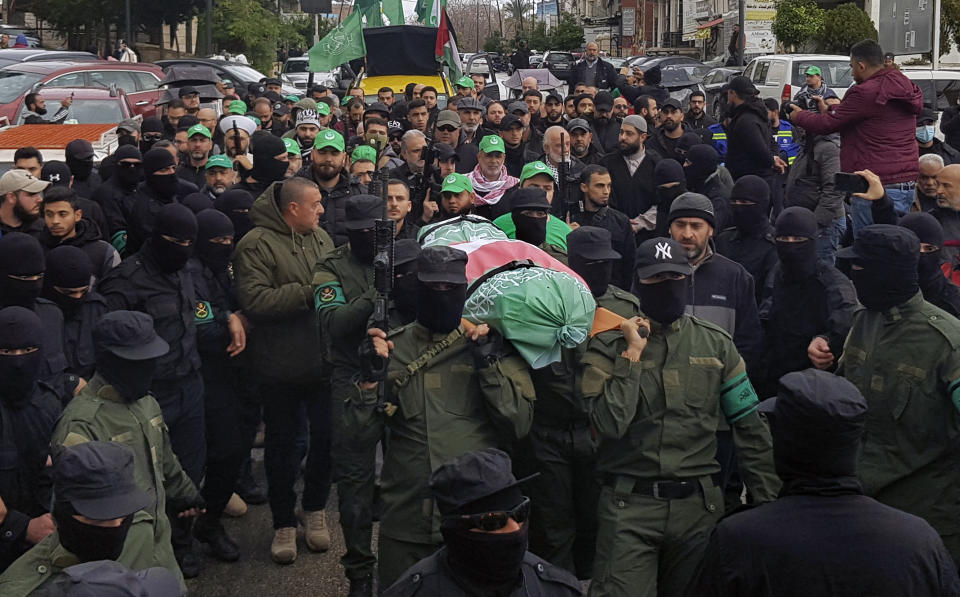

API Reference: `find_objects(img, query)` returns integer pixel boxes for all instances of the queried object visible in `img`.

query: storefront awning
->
[697,17,724,29]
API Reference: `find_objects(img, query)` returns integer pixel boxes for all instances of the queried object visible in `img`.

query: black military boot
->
[348,574,374,597]
[236,461,268,505]
[194,514,241,562]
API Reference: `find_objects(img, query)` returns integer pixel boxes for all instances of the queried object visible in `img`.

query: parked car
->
[543,51,576,82]
[903,68,960,141]
[701,66,744,119]
[156,58,300,97]
[529,53,544,68]
[659,66,706,109]
[462,52,504,101]
[0,60,163,123]
[13,86,133,125]
[624,55,701,70]
[0,49,99,69]
[606,56,629,69]
[742,54,853,104]
[280,56,338,91]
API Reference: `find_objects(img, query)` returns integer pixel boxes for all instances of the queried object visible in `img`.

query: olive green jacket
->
[581,314,780,502]
[370,322,536,544]
[837,292,960,535]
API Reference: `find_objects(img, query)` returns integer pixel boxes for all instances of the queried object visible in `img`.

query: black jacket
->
[37,220,118,284]
[383,548,583,597]
[645,126,689,162]
[573,142,605,166]
[295,166,366,247]
[60,290,108,380]
[98,241,201,384]
[71,171,102,200]
[571,205,636,290]
[91,176,139,248]
[715,225,778,305]
[176,162,207,189]
[600,150,659,223]
[920,138,960,165]
[687,247,763,376]
[758,263,856,397]
[686,110,717,132]
[33,299,71,403]
[572,58,619,90]
[0,382,61,572]
[940,105,960,150]
[187,257,236,363]
[126,182,178,256]
[591,117,620,154]
[725,98,774,180]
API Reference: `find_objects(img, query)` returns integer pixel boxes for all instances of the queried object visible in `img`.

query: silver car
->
[281,56,337,91]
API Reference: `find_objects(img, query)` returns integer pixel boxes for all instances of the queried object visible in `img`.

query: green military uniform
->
[46,375,197,590]
[837,292,960,560]
[542,242,569,265]
[582,314,779,597]
[370,321,536,589]
[518,285,639,578]
[0,532,82,596]
[313,244,382,581]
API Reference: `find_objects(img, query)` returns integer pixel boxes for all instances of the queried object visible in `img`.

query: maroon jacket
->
[794,67,923,184]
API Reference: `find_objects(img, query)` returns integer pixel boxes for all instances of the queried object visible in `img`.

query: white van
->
[742,54,854,104]
[903,69,960,141]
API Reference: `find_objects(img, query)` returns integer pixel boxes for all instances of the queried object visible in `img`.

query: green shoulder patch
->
[194,300,214,324]
[314,282,345,311]
[950,378,960,414]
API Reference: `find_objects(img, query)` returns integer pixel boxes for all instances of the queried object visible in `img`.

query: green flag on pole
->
[381,0,404,24]
[415,0,444,26]
[309,10,367,72]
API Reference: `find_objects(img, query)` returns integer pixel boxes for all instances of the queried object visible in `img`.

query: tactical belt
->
[391,326,465,394]
[604,475,718,500]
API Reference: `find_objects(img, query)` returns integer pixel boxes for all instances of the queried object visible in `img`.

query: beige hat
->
[0,169,50,195]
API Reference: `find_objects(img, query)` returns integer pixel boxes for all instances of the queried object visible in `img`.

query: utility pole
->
[933,0,941,70]
[125,0,132,45]
[205,0,213,56]
[738,0,745,66]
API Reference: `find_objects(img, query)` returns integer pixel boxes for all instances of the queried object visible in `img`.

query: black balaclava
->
[143,148,178,200]
[730,175,771,237]
[654,159,687,212]
[96,350,158,402]
[146,203,198,274]
[53,501,133,562]
[635,277,688,325]
[849,226,920,311]
[348,229,377,264]
[0,232,45,308]
[683,144,719,192]
[214,189,255,242]
[43,246,92,317]
[417,282,466,333]
[182,192,214,214]
[511,209,547,246]
[196,208,235,273]
[900,212,946,289]
[113,145,143,190]
[65,141,94,181]
[392,240,421,324]
[250,133,289,184]
[139,118,164,153]
[0,306,44,406]
[770,370,867,496]
[570,256,613,297]
[775,207,818,281]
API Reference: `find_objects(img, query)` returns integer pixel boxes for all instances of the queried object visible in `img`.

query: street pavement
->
[185,453,372,597]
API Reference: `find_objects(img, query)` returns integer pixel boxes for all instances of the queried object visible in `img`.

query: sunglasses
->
[442,497,531,532]
[436,125,459,132]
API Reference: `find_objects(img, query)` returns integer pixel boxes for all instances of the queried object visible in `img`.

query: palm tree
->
[503,0,534,35]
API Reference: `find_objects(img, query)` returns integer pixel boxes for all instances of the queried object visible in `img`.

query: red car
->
[13,87,134,125]
[0,61,162,124]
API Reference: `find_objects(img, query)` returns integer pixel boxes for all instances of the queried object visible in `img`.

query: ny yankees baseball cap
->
[634,237,692,279]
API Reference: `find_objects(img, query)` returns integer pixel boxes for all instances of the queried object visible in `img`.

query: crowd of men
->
[1,35,960,597]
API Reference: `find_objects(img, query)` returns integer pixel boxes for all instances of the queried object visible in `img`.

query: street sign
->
[878,0,932,54]
[301,0,332,14]
[622,8,636,37]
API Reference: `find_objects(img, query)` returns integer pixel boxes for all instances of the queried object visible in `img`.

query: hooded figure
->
[684,144,731,231]
[239,133,288,200]
[65,139,101,199]
[690,369,960,597]
[139,118,164,154]
[716,175,777,304]
[898,213,960,316]
[214,188,255,243]
[143,203,198,274]
[653,159,686,238]
[92,145,143,254]
[125,148,179,255]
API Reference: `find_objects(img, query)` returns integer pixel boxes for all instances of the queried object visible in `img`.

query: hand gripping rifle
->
[411,138,436,219]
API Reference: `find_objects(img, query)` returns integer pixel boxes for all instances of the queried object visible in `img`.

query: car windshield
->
[223,64,268,83]
[0,70,43,103]
[19,99,124,124]
[547,53,574,62]
[790,60,853,88]
[283,60,309,74]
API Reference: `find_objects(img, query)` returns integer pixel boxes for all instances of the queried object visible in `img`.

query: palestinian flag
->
[435,6,463,81]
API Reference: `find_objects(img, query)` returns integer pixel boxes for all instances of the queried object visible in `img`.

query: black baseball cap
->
[567,226,620,261]
[917,108,937,125]
[594,91,614,111]
[499,114,523,130]
[634,237,693,279]
[66,139,94,160]
[366,102,390,117]
[264,77,283,87]
[178,86,199,98]
[429,448,537,516]
[565,118,591,133]
[510,187,550,211]
[93,310,169,361]
[837,224,920,267]
[661,97,682,110]
[724,75,758,97]
[53,441,154,521]
[417,246,468,284]
[434,142,459,161]
[41,161,72,187]
[344,194,384,231]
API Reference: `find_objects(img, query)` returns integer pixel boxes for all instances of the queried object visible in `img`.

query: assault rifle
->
[369,136,396,414]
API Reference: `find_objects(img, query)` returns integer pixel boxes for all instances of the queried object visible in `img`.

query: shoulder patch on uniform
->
[194,300,214,324]
[314,282,345,310]
[927,307,960,350]
[689,315,734,340]
[62,432,90,447]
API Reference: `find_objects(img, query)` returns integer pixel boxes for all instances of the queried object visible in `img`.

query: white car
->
[742,54,853,103]
[280,56,338,91]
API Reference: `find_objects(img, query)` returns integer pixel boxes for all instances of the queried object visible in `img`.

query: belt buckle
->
[652,481,664,500]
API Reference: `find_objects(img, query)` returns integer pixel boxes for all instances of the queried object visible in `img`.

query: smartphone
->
[834,172,870,194]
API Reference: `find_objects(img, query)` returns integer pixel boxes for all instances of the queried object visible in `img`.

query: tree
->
[484,31,509,53]
[551,13,584,50]
[504,0,533,34]
[818,3,877,54]
[771,0,824,53]
[942,0,960,56]
[209,0,306,73]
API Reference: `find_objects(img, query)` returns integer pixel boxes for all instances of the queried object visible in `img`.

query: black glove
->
[471,328,506,370]
[167,495,206,514]
[358,336,388,382]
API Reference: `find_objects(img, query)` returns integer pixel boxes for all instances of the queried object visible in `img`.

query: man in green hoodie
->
[233,177,334,565]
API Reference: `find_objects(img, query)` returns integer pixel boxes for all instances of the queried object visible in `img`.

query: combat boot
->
[302,509,330,552]
[348,575,374,597]
[271,527,298,564]
[194,515,241,562]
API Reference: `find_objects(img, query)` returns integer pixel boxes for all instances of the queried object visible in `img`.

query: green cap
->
[456,75,476,89]
[351,144,377,163]
[314,129,345,151]
[187,124,212,139]
[283,138,300,155]
[221,78,234,88]
[478,135,505,154]
[228,100,247,115]
[441,172,473,194]
[316,102,331,116]
[805,65,822,76]
[285,94,299,103]
[205,154,233,170]
[519,161,555,184]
